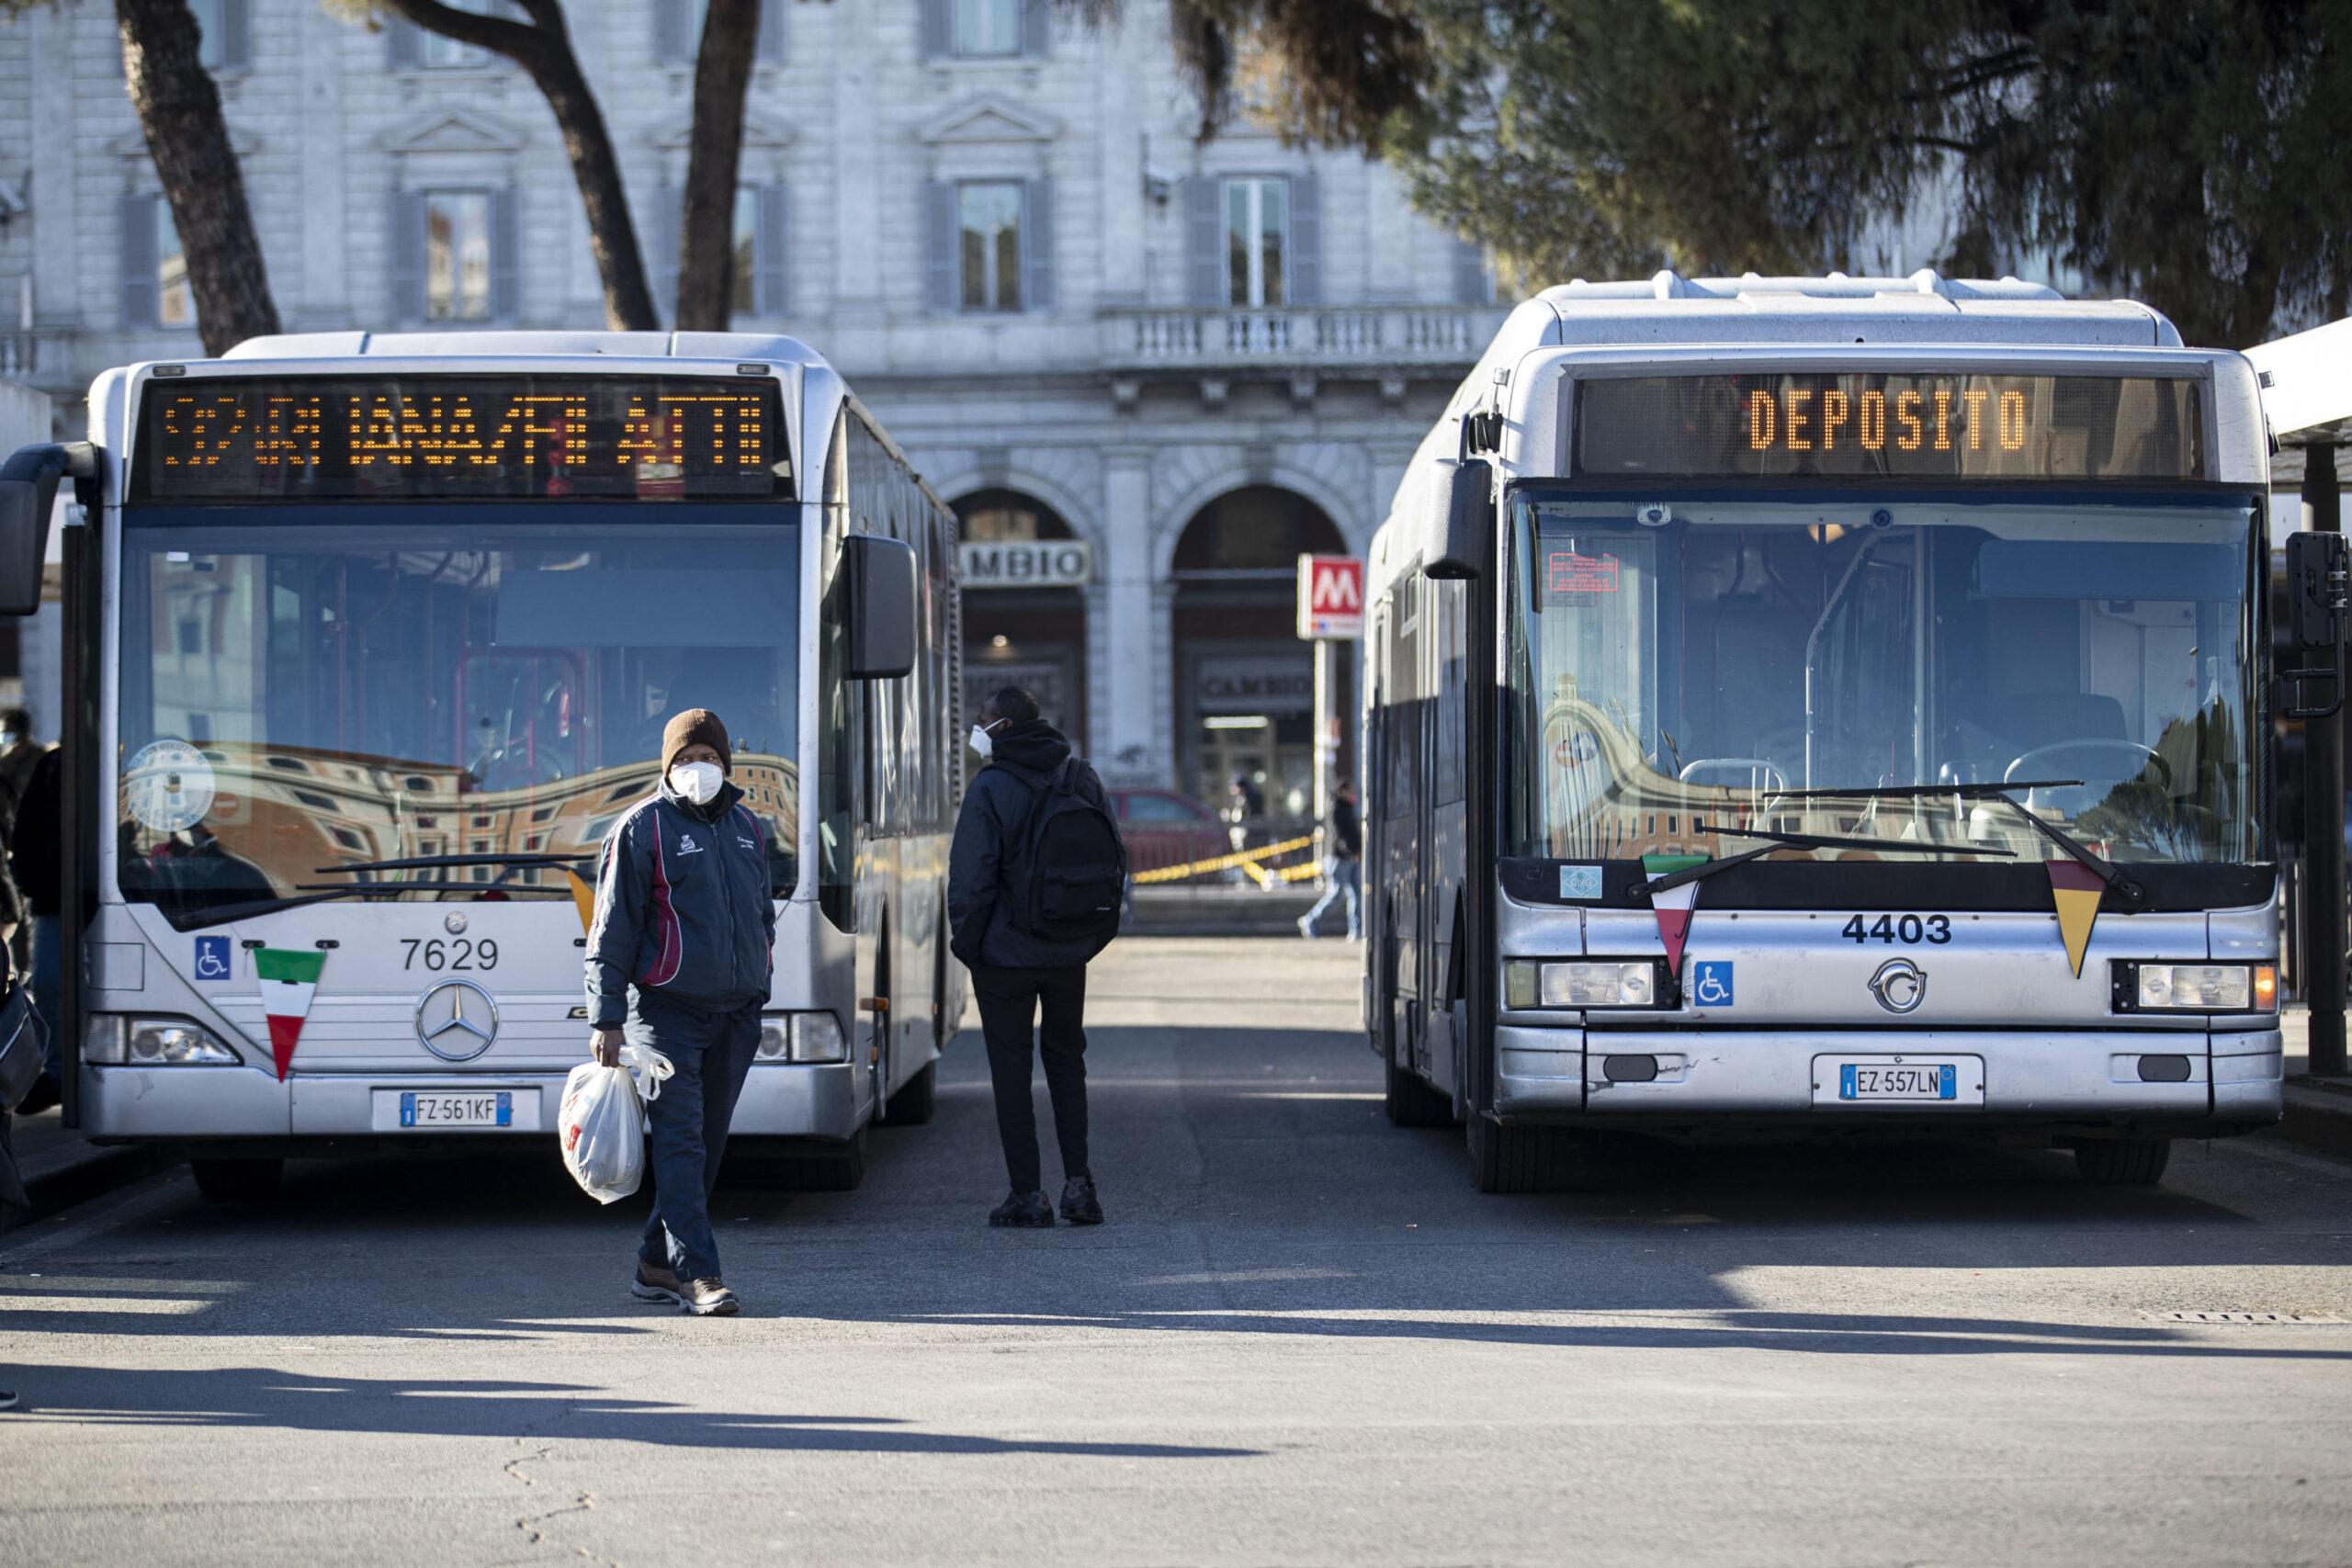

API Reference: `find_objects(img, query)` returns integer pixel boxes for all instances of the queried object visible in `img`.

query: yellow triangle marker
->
[2047,860,2104,977]
[561,864,597,940]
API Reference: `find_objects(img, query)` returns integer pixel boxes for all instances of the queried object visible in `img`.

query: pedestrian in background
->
[585,709,779,1317]
[0,708,40,994]
[1298,781,1363,941]
[949,685,1125,1228]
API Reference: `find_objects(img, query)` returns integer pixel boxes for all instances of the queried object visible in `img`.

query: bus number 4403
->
[1842,914,1951,945]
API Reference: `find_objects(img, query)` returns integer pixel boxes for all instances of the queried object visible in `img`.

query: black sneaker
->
[1058,1176,1103,1225]
[988,1190,1054,1228]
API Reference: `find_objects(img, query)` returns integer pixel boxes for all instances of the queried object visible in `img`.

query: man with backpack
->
[948,685,1127,1229]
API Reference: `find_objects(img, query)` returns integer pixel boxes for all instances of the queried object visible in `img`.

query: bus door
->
[1385,581,1432,1075]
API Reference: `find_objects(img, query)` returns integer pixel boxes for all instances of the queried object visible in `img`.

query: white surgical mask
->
[967,723,997,760]
[668,760,724,805]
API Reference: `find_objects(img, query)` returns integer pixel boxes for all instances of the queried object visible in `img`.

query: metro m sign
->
[1296,554,1365,640]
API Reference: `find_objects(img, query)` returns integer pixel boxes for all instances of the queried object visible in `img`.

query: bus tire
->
[1384,1052,1453,1128]
[190,1157,283,1203]
[884,1060,937,1126]
[794,1127,869,1191]
[1466,1114,1586,1194]
[2072,1136,2172,1187]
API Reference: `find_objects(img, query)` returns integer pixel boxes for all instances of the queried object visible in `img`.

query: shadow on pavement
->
[0,1366,1259,1457]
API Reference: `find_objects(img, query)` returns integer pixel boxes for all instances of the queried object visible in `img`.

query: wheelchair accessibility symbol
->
[193,936,232,982]
[1690,961,1735,1008]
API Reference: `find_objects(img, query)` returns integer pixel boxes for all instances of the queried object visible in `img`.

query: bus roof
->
[1514,271,2181,350]
[219,329,835,368]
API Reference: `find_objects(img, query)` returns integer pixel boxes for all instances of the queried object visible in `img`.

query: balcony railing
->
[1102,304,1504,371]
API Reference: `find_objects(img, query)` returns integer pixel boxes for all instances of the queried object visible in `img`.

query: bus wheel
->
[2072,1136,2172,1187]
[190,1157,283,1203]
[1384,1053,1454,1128]
[1466,1114,1586,1194]
[884,1060,937,1126]
[793,1127,869,1191]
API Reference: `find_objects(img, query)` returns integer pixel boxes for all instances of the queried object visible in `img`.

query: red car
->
[1110,789,1228,880]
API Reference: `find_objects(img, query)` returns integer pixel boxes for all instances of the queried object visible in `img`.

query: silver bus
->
[0,331,962,1199]
[1364,274,2312,1192]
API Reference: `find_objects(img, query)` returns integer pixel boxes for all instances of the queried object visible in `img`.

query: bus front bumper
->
[77,1060,864,1147]
[1495,1025,2284,1134]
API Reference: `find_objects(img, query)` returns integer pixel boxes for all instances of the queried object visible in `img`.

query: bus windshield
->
[1506,491,2264,866]
[117,511,800,923]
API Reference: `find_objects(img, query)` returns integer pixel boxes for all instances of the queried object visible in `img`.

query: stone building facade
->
[0,0,1506,810]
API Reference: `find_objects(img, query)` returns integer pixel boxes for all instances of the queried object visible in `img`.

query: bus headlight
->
[85,1017,242,1066]
[2113,962,2276,1013]
[755,1012,849,1064]
[1504,960,1661,1010]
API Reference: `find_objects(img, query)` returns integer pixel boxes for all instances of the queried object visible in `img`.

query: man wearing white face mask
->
[584,708,779,1316]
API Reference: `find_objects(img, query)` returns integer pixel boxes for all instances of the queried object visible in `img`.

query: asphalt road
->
[3,936,2350,1567]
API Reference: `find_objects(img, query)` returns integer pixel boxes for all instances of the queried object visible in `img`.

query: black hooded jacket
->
[947,719,1112,970]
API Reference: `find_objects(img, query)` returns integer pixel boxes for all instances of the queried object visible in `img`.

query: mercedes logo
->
[414,979,499,1061]
[1867,957,1928,1015]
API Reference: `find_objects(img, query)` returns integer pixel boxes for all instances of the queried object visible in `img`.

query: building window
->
[958,182,1023,312]
[155,203,193,328]
[1225,177,1289,308]
[424,191,494,321]
[391,0,510,70]
[954,0,1022,56]
[188,0,249,72]
[730,186,759,316]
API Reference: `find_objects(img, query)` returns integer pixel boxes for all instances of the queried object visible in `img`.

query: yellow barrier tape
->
[1131,833,1317,885]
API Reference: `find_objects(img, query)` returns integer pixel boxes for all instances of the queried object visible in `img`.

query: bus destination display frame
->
[1575,370,2205,481]
[130,373,794,503]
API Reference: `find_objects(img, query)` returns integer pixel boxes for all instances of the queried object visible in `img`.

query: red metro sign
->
[1296,554,1365,640]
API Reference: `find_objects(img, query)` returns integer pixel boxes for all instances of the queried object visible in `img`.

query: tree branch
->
[379,0,543,59]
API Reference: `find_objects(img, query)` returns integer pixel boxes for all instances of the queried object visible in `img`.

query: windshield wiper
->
[1701,779,2145,905]
[314,852,593,874]
[1642,824,2016,897]
[168,879,568,929]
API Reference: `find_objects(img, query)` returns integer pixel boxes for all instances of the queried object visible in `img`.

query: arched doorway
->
[955,488,1089,750]
[1170,485,1349,824]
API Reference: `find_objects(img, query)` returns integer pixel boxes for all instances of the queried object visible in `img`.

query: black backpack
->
[1000,756,1127,951]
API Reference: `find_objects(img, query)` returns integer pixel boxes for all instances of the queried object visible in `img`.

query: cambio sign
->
[959,539,1092,589]
[1295,554,1364,639]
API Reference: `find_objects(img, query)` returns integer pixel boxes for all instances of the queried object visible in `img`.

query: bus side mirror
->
[0,480,48,617]
[1425,458,1491,581]
[2280,532,2349,720]
[2287,531,2347,649]
[843,532,918,679]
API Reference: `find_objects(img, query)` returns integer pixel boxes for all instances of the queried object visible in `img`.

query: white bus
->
[0,331,963,1200]
[1364,274,2335,1192]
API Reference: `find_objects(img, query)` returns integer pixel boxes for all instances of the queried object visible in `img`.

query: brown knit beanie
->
[661,708,731,774]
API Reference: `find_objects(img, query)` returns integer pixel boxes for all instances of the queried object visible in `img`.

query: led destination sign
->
[1577,372,2202,479]
[133,375,789,502]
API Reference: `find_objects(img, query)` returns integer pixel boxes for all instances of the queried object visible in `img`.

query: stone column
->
[1095,446,1162,784]
[298,6,348,324]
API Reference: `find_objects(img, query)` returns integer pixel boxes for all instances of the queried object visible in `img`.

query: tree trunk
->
[676,0,763,332]
[384,0,659,333]
[116,0,280,356]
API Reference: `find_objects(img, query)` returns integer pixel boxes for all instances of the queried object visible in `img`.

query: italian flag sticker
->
[254,947,326,1081]
[1643,854,1709,979]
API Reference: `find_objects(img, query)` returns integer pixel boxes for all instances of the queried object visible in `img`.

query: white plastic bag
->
[558,1044,673,1204]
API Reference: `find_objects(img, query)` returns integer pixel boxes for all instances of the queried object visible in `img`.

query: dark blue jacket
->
[584,778,780,1028]
[948,720,1111,971]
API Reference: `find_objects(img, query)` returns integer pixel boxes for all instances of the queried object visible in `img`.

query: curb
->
[5,1134,172,1233]
[2278,1078,2352,1162]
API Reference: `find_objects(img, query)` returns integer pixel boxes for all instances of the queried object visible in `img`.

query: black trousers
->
[971,964,1090,1193]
